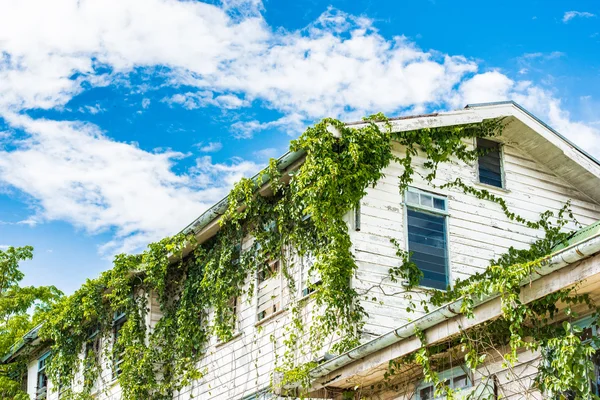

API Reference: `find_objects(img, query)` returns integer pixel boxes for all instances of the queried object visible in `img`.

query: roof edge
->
[465,100,600,167]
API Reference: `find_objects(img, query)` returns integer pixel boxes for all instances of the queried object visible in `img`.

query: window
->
[218,295,239,333]
[84,324,101,367]
[405,187,449,290]
[477,138,503,188]
[112,310,127,379]
[300,252,321,297]
[257,258,282,322]
[258,259,280,284]
[417,366,472,400]
[36,351,50,400]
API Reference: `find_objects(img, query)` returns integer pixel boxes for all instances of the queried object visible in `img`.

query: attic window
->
[477,138,504,188]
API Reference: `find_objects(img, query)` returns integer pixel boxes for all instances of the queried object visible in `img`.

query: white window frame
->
[416,365,472,400]
[403,187,451,290]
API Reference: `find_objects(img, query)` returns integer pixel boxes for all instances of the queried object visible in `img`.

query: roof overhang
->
[303,232,600,393]
[181,101,600,247]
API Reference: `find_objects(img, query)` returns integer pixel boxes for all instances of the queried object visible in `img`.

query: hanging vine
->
[35,113,599,400]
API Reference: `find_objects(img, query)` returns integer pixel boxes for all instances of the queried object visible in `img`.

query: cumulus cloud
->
[563,11,596,23]
[0,0,598,255]
[0,113,259,254]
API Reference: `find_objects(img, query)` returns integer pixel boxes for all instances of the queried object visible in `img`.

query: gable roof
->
[183,101,600,244]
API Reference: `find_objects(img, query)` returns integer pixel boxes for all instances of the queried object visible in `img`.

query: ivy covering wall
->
[37,115,600,400]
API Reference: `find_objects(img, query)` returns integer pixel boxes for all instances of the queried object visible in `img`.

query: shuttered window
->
[477,138,503,188]
[257,258,281,322]
[112,310,127,379]
[405,188,449,290]
[36,351,50,400]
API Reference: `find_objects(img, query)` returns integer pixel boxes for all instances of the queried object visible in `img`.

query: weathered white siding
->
[353,140,600,337]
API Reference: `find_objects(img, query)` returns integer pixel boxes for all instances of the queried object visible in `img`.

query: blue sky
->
[0,0,599,294]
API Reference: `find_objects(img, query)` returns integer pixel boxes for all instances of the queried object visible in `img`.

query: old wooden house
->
[5,101,600,399]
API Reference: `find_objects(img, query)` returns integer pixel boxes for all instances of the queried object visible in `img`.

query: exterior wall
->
[352,139,600,337]
[20,133,600,400]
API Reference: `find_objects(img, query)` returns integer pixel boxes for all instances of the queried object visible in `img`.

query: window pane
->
[407,190,420,205]
[453,375,468,389]
[419,386,433,400]
[407,208,448,289]
[419,193,433,208]
[477,138,503,188]
[433,197,445,210]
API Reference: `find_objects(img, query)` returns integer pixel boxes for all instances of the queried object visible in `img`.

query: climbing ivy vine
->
[35,113,598,400]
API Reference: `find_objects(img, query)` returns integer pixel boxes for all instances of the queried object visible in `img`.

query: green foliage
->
[0,246,62,399]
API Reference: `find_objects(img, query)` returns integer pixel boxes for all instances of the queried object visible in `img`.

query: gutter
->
[184,101,600,240]
[1,324,42,364]
[180,149,305,236]
[307,232,600,382]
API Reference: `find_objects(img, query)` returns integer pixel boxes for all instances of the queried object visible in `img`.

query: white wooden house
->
[6,101,600,399]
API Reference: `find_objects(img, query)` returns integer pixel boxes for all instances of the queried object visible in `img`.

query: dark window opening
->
[477,138,503,188]
[258,259,280,283]
[407,208,449,290]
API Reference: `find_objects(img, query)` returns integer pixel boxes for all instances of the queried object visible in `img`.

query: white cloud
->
[79,104,105,115]
[563,11,596,23]
[0,113,260,254]
[450,71,514,107]
[253,148,279,160]
[197,142,223,153]
[162,91,249,110]
[0,0,598,255]
[521,51,565,60]
[231,113,305,139]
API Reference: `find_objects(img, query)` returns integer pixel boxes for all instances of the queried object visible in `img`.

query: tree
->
[0,246,62,399]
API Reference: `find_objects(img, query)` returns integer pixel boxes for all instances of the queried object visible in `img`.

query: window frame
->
[403,187,451,290]
[36,351,50,400]
[112,311,127,379]
[299,251,322,298]
[416,365,473,400]
[256,256,283,323]
[475,137,506,190]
